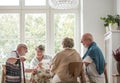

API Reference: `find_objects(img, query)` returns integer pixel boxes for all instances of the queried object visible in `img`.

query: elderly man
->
[81,33,105,83]
[6,44,28,83]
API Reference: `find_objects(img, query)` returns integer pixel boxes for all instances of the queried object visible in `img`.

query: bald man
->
[6,44,28,83]
[81,33,105,83]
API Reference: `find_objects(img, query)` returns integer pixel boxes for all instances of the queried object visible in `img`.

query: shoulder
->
[55,50,65,56]
[43,55,52,59]
[89,45,100,52]
[31,57,37,62]
[7,51,17,59]
[52,52,62,62]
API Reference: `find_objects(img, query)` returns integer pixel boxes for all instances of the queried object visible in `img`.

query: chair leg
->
[1,70,5,83]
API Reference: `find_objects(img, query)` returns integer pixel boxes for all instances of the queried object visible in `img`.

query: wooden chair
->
[57,62,84,83]
[104,63,108,83]
[1,65,6,83]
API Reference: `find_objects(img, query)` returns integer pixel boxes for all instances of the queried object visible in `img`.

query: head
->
[81,33,94,48]
[35,45,45,59]
[17,44,28,56]
[62,37,74,48]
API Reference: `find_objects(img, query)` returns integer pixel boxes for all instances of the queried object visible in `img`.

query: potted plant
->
[100,14,120,32]
[114,15,120,30]
[113,47,120,74]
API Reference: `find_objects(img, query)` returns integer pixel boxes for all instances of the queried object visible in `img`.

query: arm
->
[83,56,93,66]
[6,58,18,63]
[50,55,59,76]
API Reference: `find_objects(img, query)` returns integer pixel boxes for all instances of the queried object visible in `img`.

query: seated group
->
[5,33,105,83]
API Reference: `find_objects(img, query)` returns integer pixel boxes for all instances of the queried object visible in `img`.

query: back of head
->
[62,37,74,48]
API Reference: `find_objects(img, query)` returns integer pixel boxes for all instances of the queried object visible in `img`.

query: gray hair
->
[36,45,45,51]
[62,37,74,48]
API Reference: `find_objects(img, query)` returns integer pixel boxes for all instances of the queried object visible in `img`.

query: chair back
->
[68,62,83,83]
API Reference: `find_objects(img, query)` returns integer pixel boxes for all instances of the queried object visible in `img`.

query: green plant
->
[100,15,120,27]
[114,15,120,26]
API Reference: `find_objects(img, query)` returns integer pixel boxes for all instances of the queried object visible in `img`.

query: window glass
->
[54,13,75,53]
[25,0,46,6]
[0,14,20,39]
[0,0,19,6]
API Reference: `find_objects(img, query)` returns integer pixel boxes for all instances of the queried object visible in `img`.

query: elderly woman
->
[30,45,51,69]
[30,45,51,83]
[30,45,45,69]
[50,37,85,83]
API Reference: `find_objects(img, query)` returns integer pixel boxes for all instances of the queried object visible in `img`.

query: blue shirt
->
[82,42,105,75]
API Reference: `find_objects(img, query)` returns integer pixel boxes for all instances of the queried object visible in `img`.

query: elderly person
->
[30,45,51,69]
[50,37,85,83]
[81,33,105,83]
[30,45,45,69]
[30,45,51,83]
[8,44,28,59]
[6,44,28,83]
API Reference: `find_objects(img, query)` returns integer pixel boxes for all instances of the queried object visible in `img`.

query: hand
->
[38,62,42,68]
[25,69,34,73]
[32,69,37,75]
[20,57,26,62]
[34,63,43,69]
[84,62,90,66]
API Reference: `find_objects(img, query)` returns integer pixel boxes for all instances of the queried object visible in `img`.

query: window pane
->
[25,0,46,6]
[25,14,46,39]
[0,40,19,59]
[54,14,75,53]
[0,14,20,39]
[0,0,19,6]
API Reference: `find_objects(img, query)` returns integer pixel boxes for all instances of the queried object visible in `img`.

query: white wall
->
[116,0,120,14]
[83,0,115,55]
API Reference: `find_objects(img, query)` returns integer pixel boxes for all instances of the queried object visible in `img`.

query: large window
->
[0,0,81,80]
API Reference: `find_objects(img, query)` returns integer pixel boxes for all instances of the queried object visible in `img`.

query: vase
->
[105,27,109,32]
[117,61,120,74]
[109,23,118,31]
